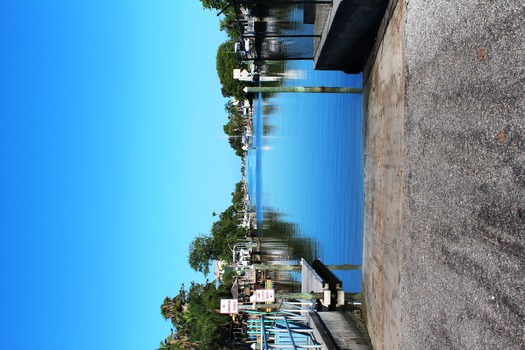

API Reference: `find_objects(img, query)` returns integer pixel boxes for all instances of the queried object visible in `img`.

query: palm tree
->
[160,296,176,320]
[160,285,190,331]
[157,333,198,350]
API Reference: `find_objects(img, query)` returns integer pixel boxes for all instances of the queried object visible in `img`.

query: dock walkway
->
[300,258,324,294]
[301,259,372,350]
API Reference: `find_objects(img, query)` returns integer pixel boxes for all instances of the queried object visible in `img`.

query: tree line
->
[158,179,248,349]
[157,1,260,348]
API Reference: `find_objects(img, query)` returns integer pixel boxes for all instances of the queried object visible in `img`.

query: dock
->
[300,258,324,294]
[313,0,389,73]
[300,259,372,350]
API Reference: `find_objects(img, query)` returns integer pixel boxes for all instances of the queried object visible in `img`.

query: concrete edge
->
[363,0,401,85]
[340,311,373,346]
[313,0,337,64]
[307,311,340,350]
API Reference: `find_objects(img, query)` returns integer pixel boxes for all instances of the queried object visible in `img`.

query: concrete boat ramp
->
[361,1,525,349]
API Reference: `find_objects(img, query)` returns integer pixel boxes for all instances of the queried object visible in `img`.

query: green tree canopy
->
[188,205,246,275]
[157,333,197,350]
[188,234,219,276]
[198,0,229,11]
[219,14,240,40]
[231,181,245,205]
[210,206,246,259]
[223,106,248,157]
[223,115,243,136]
[159,281,231,350]
[216,41,247,100]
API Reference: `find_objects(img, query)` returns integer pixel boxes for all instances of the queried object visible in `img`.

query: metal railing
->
[260,315,322,349]
[257,301,322,350]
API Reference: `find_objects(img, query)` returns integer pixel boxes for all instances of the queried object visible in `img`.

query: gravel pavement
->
[363,1,525,349]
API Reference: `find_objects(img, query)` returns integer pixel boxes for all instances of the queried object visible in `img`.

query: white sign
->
[255,289,275,302]
[220,299,238,314]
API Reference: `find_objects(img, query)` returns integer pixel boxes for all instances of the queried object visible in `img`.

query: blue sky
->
[0,1,239,349]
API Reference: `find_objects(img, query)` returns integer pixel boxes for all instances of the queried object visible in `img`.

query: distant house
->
[213,260,226,281]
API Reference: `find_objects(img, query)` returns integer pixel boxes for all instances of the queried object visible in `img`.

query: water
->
[247,60,364,292]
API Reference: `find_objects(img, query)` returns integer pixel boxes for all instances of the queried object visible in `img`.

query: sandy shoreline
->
[362,1,525,349]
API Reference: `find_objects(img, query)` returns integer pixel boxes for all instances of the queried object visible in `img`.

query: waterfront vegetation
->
[222,103,246,157]
[159,274,237,350]
[157,2,299,349]
[216,41,248,100]
[188,181,247,276]
[158,179,247,349]
[159,209,310,349]
[188,206,245,275]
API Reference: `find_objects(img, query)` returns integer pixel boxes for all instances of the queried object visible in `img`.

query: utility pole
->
[244,86,363,94]
[246,263,361,271]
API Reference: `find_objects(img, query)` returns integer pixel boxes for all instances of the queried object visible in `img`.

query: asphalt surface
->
[363,1,525,349]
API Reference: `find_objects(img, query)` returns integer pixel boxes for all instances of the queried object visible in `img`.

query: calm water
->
[246,60,364,292]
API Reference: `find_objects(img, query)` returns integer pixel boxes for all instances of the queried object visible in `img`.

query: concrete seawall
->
[362,1,525,349]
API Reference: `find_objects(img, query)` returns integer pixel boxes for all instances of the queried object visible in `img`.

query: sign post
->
[255,289,275,302]
[220,299,238,314]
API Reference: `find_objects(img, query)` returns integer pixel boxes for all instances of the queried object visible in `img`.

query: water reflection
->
[261,209,318,263]
[247,59,364,292]
[257,208,318,292]
[241,3,316,61]
[240,0,364,292]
